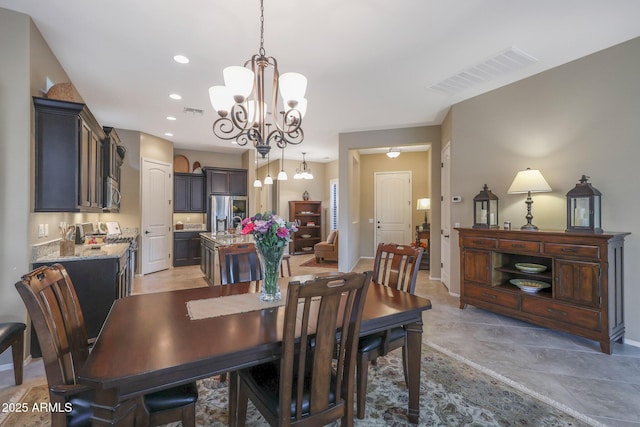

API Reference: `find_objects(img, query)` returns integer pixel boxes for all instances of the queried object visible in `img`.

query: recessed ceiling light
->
[173,55,189,64]
[169,93,182,100]
[166,116,177,121]
[164,132,174,137]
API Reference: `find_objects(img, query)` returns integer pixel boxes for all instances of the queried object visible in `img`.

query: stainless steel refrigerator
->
[209,195,248,233]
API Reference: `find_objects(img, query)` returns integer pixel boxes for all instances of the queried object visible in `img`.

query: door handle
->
[443,234,450,238]
[145,230,151,234]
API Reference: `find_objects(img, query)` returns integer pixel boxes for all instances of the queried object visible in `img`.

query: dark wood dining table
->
[78,275,432,426]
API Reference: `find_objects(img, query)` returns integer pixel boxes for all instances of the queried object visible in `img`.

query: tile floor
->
[2,254,639,426]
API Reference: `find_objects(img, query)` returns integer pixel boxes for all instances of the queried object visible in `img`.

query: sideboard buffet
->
[457,228,629,354]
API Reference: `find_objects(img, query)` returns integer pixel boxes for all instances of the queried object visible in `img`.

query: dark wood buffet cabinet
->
[457,228,629,354]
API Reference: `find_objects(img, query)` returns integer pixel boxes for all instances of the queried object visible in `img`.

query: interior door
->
[141,158,171,275]
[375,171,412,248]
[441,143,451,288]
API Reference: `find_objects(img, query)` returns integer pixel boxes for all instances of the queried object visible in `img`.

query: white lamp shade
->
[209,86,234,114]
[285,97,307,118]
[264,175,273,185]
[223,66,254,100]
[293,171,302,180]
[277,170,288,180]
[416,198,431,210]
[279,72,307,102]
[508,169,552,194]
[253,178,262,188]
[387,148,401,158]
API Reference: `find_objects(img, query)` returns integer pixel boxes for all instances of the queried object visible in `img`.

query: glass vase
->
[255,244,284,302]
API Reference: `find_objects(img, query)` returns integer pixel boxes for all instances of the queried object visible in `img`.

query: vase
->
[255,244,284,302]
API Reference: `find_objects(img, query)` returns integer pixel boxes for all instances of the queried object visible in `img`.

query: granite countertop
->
[33,242,130,263]
[175,228,207,233]
[200,232,253,246]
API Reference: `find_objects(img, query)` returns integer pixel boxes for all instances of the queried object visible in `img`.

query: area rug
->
[299,257,338,269]
[1,344,601,427]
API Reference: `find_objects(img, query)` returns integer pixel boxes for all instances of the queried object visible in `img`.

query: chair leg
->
[236,379,249,427]
[401,344,409,386]
[181,402,196,427]
[11,333,24,385]
[356,352,370,419]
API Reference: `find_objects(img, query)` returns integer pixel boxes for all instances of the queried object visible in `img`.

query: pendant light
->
[264,151,273,185]
[277,145,288,180]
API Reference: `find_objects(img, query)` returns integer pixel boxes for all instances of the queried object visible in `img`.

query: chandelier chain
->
[259,0,265,56]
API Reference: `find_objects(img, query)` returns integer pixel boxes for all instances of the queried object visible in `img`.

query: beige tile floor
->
[2,254,640,426]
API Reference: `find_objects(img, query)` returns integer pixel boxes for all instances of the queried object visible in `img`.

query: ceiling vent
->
[429,47,538,95]
[184,107,204,115]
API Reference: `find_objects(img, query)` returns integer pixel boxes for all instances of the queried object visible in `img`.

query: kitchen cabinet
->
[457,228,629,354]
[103,126,123,183]
[174,173,206,212]
[200,234,216,285]
[30,252,128,357]
[174,231,202,266]
[33,97,104,212]
[289,201,322,255]
[204,167,247,196]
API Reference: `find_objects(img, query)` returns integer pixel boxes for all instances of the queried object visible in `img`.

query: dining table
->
[78,274,432,426]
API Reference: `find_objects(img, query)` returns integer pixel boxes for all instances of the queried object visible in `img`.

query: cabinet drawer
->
[522,297,601,331]
[543,243,600,259]
[464,283,519,309]
[462,237,497,249]
[497,239,541,253]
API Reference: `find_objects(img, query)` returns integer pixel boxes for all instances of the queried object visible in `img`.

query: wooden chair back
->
[280,271,372,425]
[15,263,91,426]
[218,243,263,285]
[372,243,423,293]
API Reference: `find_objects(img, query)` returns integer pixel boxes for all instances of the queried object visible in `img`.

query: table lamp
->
[507,168,551,231]
[416,198,431,229]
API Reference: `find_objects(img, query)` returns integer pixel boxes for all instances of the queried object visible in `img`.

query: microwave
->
[104,177,121,212]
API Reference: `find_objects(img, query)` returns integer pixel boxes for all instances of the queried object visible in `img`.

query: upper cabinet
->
[204,167,247,196]
[174,173,206,212]
[103,126,124,184]
[34,97,104,212]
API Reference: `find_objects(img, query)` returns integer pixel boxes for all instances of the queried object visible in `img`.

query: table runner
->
[186,290,286,320]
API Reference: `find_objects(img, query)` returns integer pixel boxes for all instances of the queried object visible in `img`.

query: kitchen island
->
[199,232,253,285]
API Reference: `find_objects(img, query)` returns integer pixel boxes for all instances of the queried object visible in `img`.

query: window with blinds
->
[330,179,338,231]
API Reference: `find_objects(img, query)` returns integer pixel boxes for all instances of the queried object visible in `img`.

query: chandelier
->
[293,152,313,180]
[209,0,307,158]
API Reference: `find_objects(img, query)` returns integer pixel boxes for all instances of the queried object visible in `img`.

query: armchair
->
[314,230,338,263]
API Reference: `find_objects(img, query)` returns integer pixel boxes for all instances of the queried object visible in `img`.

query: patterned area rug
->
[1,344,600,427]
[299,257,338,269]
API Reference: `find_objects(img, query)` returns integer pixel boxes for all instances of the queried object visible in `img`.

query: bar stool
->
[0,322,26,385]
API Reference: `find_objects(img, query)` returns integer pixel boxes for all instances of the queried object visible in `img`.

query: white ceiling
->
[2,1,640,163]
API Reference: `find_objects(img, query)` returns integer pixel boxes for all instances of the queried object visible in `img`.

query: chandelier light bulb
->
[209,86,234,117]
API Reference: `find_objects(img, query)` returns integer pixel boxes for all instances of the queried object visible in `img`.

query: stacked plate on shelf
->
[514,263,547,273]
[509,279,550,293]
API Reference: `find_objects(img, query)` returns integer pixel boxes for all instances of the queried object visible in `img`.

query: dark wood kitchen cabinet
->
[204,167,247,196]
[174,173,205,212]
[173,231,202,266]
[103,126,123,183]
[33,97,104,212]
[457,228,629,354]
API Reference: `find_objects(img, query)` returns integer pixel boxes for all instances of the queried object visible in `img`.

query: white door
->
[141,158,171,275]
[441,143,451,288]
[375,171,412,248]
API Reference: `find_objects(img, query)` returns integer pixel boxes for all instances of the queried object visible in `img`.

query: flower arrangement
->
[240,212,298,247]
[240,212,297,301]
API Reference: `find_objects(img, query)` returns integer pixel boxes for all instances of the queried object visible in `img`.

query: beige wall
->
[174,148,243,170]
[358,151,430,257]
[448,37,640,342]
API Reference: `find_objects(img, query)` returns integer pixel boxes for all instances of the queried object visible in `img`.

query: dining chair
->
[15,263,198,427]
[233,270,373,427]
[218,243,263,285]
[356,243,423,419]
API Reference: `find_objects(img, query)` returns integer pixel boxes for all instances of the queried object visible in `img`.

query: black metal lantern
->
[473,184,499,229]
[566,175,602,233]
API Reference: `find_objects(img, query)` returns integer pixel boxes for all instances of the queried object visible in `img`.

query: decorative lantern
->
[566,175,602,233]
[473,184,499,229]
